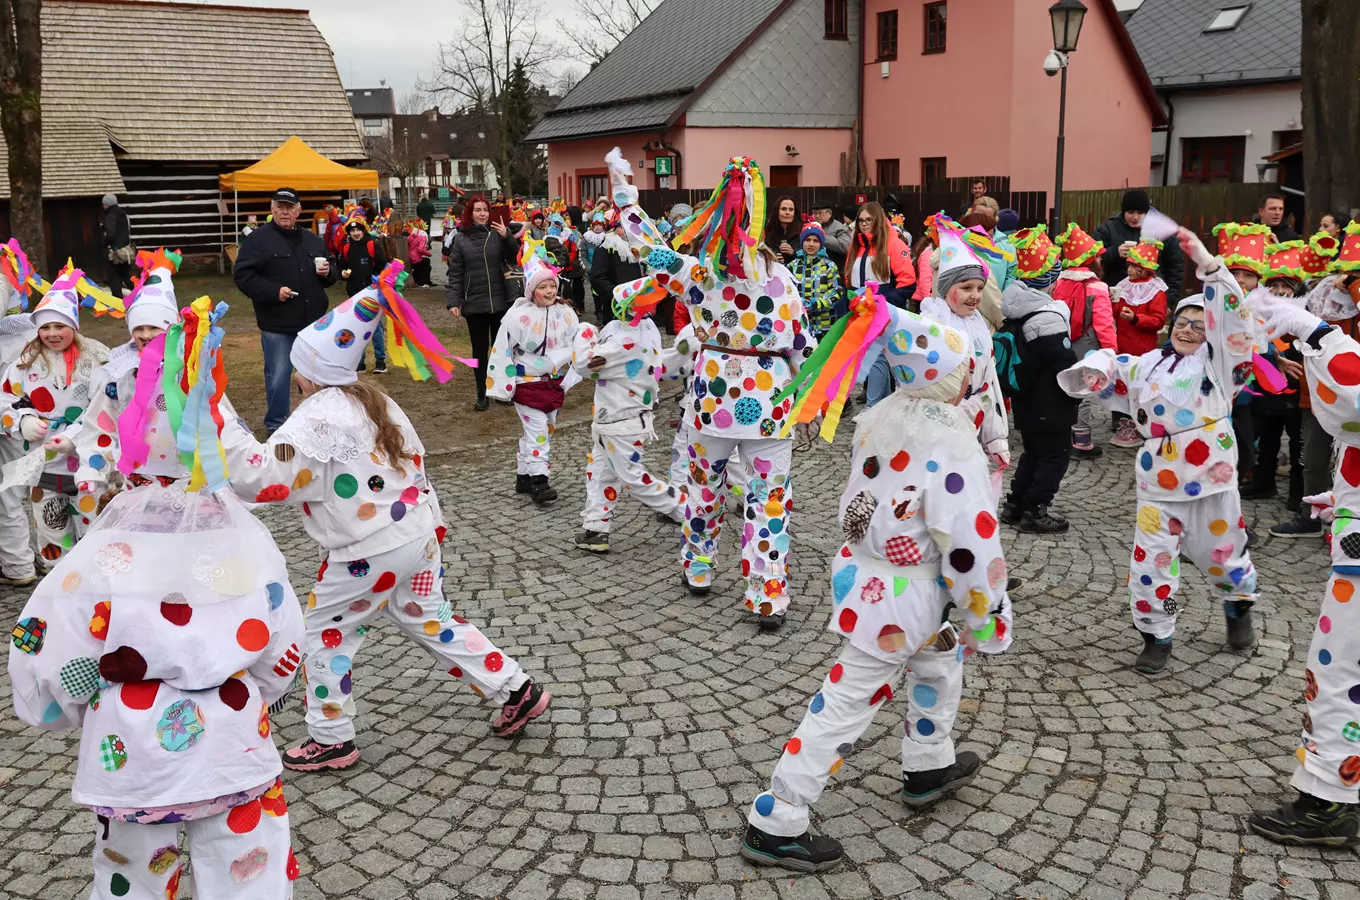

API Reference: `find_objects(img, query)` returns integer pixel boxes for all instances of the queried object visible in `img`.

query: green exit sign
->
[654,156,673,176]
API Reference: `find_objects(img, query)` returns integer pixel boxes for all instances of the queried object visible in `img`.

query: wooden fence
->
[1061,183,1303,239]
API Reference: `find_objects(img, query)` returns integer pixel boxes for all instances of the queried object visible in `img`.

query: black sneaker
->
[1135,631,1172,674]
[758,612,785,633]
[1225,600,1256,650]
[515,474,532,495]
[576,530,610,553]
[1270,513,1321,538]
[902,751,981,807]
[357,360,367,373]
[1070,445,1104,460]
[1019,506,1069,534]
[282,738,361,771]
[998,499,1022,526]
[740,824,844,873]
[681,573,711,596]
[530,475,557,505]
[474,396,490,412]
[1006,576,1024,592]
[1247,792,1360,848]
[372,362,388,375]
[491,680,551,737]
[1246,526,1259,549]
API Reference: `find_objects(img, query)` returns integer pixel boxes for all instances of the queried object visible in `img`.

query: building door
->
[768,165,801,188]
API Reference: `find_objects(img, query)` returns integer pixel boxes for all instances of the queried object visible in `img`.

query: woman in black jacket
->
[445,195,520,411]
[764,195,803,265]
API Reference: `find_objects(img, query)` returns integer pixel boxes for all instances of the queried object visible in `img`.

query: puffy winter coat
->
[444,224,520,316]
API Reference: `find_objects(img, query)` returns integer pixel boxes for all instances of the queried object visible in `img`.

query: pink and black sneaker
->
[492,680,551,737]
[282,738,361,771]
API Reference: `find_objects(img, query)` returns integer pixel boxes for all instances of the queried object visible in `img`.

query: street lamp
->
[1048,0,1086,233]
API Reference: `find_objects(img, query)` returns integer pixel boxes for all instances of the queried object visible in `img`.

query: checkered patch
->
[885,536,923,567]
[59,656,101,698]
[98,734,127,771]
[411,570,435,596]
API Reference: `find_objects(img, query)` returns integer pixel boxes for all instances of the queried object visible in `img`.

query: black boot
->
[474,392,490,412]
[1247,792,1360,848]
[515,474,532,495]
[757,612,785,634]
[1006,576,1024,592]
[1225,600,1256,650]
[740,824,844,872]
[1135,631,1173,674]
[901,751,981,807]
[998,498,1023,526]
[1019,505,1069,534]
[530,475,557,505]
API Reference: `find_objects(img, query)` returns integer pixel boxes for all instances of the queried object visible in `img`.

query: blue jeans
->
[865,352,893,408]
[261,331,296,434]
[361,321,386,368]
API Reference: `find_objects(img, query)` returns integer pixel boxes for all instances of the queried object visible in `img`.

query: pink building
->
[529,0,1164,201]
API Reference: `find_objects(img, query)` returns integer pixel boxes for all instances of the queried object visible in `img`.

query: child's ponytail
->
[337,381,416,476]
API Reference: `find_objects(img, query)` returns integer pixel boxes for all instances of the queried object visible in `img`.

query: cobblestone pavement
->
[1,400,1357,900]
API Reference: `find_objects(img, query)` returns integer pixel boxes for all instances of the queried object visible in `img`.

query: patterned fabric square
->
[885,536,923,567]
[411,570,435,596]
[60,656,101,698]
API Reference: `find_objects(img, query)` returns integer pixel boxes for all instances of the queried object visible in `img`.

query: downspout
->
[855,0,867,186]
[1160,92,1175,187]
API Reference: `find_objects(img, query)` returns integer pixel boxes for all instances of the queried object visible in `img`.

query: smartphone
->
[489,204,511,228]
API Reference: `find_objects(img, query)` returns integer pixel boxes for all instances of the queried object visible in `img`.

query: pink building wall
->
[545,127,853,200]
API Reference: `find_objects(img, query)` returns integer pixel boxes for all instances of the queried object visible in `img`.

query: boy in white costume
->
[1058,228,1259,675]
[219,263,551,771]
[573,277,687,552]
[741,290,1013,872]
[487,239,580,506]
[9,285,306,899]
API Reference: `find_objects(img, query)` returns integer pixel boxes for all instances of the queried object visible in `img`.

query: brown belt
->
[700,343,781,358]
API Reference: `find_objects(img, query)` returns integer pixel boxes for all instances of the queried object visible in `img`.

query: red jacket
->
[1054,273,1117,354]
[1110,280,1168,358]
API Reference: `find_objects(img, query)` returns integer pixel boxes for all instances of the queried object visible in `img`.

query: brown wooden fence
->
[636,176,1048,235]
[1061,183,1304,240]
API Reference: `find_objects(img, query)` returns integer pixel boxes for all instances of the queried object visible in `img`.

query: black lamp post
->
[1048,0,1087,233]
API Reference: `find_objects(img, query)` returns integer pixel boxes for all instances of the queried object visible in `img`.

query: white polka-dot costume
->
[1059,262,1259,637]
[485,296,580,475]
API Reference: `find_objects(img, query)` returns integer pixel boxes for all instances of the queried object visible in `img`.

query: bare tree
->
[1301,0,1360,224]
[557,0,657,66]
[420,0,549,199]
[397,88,432,116]
[366,129,436,210]
[0,0,44,266]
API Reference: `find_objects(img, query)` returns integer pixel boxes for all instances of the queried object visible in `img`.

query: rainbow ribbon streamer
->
[774,283,893,442]
[0,239,49,309]
[672,156,764,281]
[123,248,182,311]
[374,260,472,382]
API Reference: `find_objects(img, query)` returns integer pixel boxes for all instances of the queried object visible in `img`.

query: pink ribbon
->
[116,333,167,476]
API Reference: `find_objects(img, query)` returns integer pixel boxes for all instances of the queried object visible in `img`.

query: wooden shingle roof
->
[0,0,365,198]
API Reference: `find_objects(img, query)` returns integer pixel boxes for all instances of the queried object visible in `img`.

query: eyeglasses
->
[1171,316,1206,334]
[857,217,873,224]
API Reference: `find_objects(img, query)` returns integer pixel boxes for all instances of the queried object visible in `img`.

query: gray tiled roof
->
[1126,0,1300,89]
[347,89,396,118]
[527,0,786,142]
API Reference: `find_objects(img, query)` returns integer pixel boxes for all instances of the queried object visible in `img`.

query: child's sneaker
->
[1110,417,1142,448]
[492,680,551,737]
[576,530,610,553]
[740,824,844,873]
[530,475,557,505]
[0,566,38,586]
[282,738,360,771]
[372,362,388,374]
[515,474,532,495]
[1247,792,1360,847]
[901,751,981,807]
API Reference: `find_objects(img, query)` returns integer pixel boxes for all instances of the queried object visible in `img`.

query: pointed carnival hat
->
[1055,223,1104,268]
[520,236,561,299]
[292,260,465,387]
[124,248,182,332]
[934,228,989,297]
[1213,222,1271,276]
[32,266,84,330]
[1300,230,1341,280]
[1338,222,1360,274]
[1128,238,1163,271]
[652,150,766,280]
[1264,241,1307,282]
[1012,225,1061,281]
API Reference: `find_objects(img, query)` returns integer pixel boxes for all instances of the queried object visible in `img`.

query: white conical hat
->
[125,249,182,332]
[32,266,83,330]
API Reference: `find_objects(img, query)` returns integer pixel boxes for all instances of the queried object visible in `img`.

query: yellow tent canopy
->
[219,136,379,192]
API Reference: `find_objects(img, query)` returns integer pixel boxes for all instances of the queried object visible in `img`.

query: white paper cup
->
[314,257,328,273]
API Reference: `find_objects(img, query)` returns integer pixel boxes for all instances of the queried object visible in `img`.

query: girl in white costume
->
[9,282,306,899]
[0,265,109,567]
[573,277,687,553]
[219,263,551,771]
[487,239,580,506]
[1057,228,1259,675]
[742,288,1013,872]
[0,240,40,583]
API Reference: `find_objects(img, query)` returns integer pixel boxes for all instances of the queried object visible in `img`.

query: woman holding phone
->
[446,195,521,411]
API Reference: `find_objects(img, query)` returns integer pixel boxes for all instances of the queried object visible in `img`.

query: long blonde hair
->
[18,332,89,373]
[337,381,415,476]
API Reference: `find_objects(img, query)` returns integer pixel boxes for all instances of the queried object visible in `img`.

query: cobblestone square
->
[0,404,1353,899]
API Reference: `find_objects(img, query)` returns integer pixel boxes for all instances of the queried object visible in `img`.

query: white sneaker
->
[0,567,38,586]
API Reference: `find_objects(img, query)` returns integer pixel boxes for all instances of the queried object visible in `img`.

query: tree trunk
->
[0,0,45,266]
[1301,0,1360,225]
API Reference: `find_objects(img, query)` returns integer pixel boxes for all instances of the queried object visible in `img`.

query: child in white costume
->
[573,278,687,552]
[219,264,551,772]
[604,149,817,630]
[1058,228,1259,675]
[742,294,1013,873]
[487,239,580,506]
[0,240,40,583]
[1246,282,1360,847]
[8,290,306,899]
[0,265,110,568]
[664,324,750,511]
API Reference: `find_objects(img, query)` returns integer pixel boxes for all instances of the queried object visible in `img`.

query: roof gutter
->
[1161,92,1174,187]
[547,87,695,119]
[855,0,866,186]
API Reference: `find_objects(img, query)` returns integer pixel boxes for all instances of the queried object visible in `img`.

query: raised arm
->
[218,395,332,505]
[1180,228,1254,397]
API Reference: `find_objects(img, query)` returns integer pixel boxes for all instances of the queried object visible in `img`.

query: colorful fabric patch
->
[99,734,128,771]
[12,617,45,654]
[156,699,206,752]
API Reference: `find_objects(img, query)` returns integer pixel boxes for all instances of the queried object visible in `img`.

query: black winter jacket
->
[444,225,519,316]
[1091,213,1185,298]
[338,235,387,296]
[102,205,131,249]
[589,240,642,312]
[232,221,338,335]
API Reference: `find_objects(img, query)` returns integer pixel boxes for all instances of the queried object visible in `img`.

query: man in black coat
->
[1091,189,1185,298]
[232,187,338,433]
[589,227,642,324]
[101,194,136,298]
